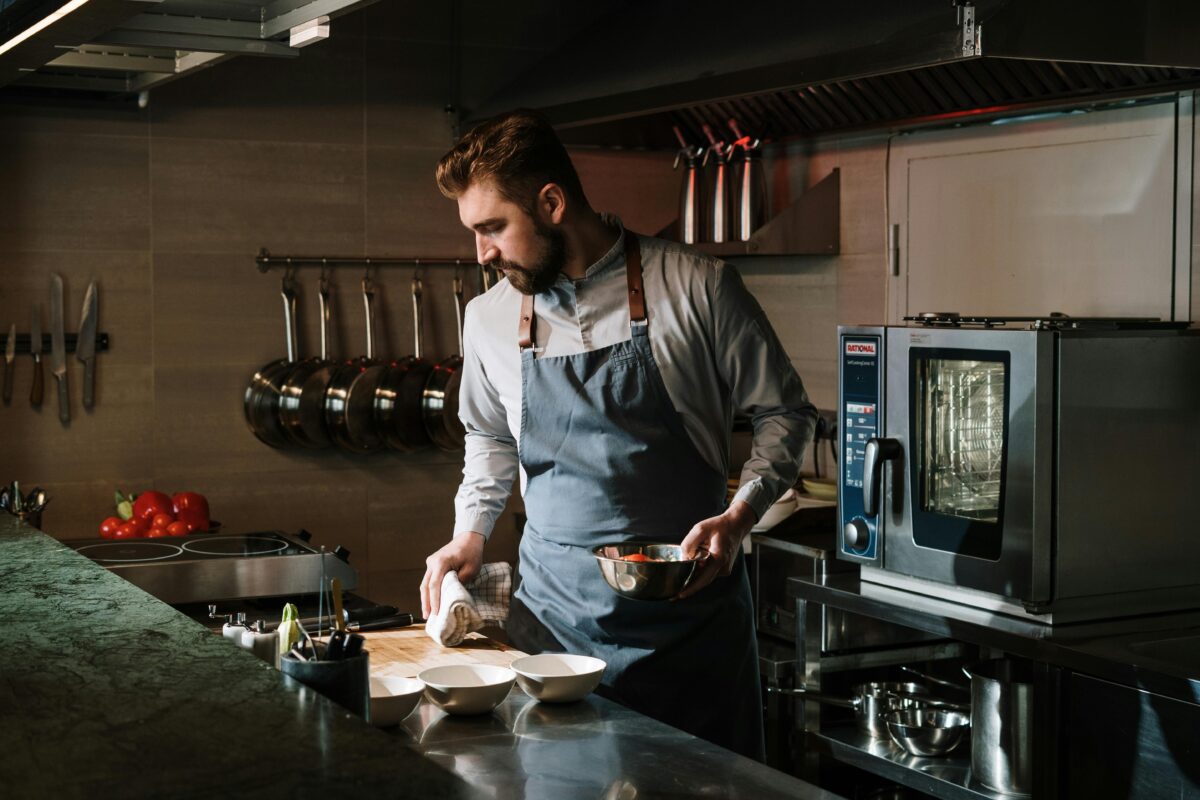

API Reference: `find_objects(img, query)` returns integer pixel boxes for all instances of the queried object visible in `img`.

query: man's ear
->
[536,183,567,225]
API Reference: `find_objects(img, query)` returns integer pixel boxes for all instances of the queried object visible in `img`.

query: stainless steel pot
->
[324,278,387,453]
[374,278,433,452]
[768,681,931,738]
[278,277,335,449]
[422,277,466,451]
[963,659,1034,796]
[243,277,298,448]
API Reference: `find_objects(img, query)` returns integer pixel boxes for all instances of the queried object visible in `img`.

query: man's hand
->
[675,500,757,600]
[420,532,486,619]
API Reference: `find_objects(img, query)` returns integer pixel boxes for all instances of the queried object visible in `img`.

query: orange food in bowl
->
[620,553,664,563]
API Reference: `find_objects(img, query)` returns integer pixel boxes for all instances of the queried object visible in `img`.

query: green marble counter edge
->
[0,516,478,798]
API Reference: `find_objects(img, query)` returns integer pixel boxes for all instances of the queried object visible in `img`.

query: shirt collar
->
[554,214,625,285]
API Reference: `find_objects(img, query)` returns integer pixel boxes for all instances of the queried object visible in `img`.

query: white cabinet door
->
[887,98,1193,323]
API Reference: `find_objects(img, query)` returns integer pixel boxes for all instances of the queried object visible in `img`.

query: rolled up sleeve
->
[712,264,818,520]
[453,303,519,539]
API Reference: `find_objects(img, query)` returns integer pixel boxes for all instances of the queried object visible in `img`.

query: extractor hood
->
[0,0,378,99]
[468,0,1200,148]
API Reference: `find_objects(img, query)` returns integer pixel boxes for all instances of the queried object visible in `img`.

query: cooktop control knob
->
[844,518,870,552]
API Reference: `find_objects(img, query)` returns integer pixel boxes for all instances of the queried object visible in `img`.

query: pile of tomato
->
[98,490,212,539]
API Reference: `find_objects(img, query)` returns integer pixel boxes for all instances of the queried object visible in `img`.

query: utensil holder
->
[281,643,370,721]
[8,509,43,529]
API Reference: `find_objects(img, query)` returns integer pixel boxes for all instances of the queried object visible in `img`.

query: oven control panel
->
[838,330,882,563]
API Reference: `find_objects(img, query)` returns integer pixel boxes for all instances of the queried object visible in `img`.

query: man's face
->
[457,181,566,295]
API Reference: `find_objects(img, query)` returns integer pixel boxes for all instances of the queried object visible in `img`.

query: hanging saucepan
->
[374,278,433,451]
[243,275,299,448]
[324,277,387,453]
[422,277,466,451]
[767,681,937,738]
[279,276,336,449]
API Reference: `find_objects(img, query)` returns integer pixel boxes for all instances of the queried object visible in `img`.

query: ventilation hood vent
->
[469,0,1200,148]
[0,0,377,100]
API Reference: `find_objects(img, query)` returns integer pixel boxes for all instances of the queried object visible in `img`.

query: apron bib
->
[509,233,764,760]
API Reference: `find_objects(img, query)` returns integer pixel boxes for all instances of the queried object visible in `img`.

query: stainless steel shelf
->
[810,725,1012,800]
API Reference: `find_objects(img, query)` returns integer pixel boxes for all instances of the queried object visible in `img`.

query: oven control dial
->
[843,518,870,553]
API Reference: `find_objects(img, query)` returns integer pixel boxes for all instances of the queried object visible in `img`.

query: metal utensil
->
[3,323,14,404]
[331,577,347,633]
[964,659,1033,795]
[30,305,43,407]
[885,708,970,757]
[767,681,932,738]
[77,280,98,410]
[50,274,69,424]
[593,542,708,601]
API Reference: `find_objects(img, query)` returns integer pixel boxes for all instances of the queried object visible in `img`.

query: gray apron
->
[508,233,765,760]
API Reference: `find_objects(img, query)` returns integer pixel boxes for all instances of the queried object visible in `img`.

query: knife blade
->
[50,274,69,424]
[76,280,98,410]
[2,323,13,404]
[30,305,43,408]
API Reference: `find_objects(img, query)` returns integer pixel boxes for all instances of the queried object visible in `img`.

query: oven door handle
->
[863,437,902,517]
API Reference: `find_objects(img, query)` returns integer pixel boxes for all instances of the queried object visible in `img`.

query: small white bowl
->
[418,664,517,715]
[510,654,606,703]
[369,676,424,727]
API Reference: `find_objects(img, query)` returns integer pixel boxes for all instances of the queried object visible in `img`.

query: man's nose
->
[475,234,498,266]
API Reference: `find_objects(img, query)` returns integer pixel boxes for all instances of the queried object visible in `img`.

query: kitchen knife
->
[77,280,98,410]
[30,305,43,407]
[50,274,69,424]
[2,323,13,404]
[347,613,421,632]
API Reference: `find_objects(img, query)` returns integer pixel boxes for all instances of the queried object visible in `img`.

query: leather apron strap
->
[518,233,644,351]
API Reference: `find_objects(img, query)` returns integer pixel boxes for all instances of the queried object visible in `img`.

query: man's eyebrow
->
[470,217,504,232]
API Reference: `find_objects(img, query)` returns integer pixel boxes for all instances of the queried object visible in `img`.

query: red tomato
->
[145,527,169,538]
[166,521,189,537]
[151,513,175,530]
[178,509,209,533]
[114,523,140,539]
[126,517,148,534]
[172,493,211,530]
[99,516,124,539]
[133,490,173,522]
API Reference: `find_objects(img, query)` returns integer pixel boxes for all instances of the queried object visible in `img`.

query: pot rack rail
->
[255,248,500,291]
[256,248,483,273]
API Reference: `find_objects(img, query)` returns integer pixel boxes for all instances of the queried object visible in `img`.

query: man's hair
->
[435,109,588,213]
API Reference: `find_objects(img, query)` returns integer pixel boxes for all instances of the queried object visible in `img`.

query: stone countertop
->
[0,515,477,799]
[0,516,843,799]
[788,572,1200,705]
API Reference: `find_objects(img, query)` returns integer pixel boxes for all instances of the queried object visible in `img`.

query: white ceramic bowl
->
[510,654,606,703]
[418,664,517,715]
[369,676,424,727]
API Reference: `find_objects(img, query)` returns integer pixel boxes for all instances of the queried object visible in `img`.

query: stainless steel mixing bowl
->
[592,543,705,601]
[885,708,970,757]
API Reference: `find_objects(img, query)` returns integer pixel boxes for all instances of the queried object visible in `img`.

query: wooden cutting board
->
[361,627,527,678]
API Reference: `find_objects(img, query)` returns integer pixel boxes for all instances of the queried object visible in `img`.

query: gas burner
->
[182,536,289,557]
[75,542,184,563]
[905,312,1188,331]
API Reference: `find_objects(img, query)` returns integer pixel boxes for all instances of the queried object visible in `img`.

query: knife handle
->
[30,356,43,407]
[56,373,70,424]
[83,359,95,410]
[2,362,11,404]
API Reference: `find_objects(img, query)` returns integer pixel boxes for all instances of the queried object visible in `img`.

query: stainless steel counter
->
[391,686,846,800]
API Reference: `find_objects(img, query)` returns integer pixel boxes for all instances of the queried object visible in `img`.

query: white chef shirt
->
[454,221,817,538]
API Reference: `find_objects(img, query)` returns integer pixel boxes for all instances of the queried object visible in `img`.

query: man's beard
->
[494,221,567,295]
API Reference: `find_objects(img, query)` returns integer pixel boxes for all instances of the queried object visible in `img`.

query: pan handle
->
[452,277,464,356]
[361,278,376,360]
[318,277,332,361]
[765,686,859,709]
[901,665,970,693]
[411,278,424,360]
[281,277,298,362]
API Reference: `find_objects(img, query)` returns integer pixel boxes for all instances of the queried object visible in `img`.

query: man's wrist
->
[724,500,758,533]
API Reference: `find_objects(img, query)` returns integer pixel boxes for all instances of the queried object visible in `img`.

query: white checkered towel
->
[425,562,512,647]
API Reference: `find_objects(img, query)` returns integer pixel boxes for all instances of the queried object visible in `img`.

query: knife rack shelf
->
[10,333,109,355]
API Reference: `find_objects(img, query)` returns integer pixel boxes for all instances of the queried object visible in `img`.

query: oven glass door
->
[910,348,1010,560]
